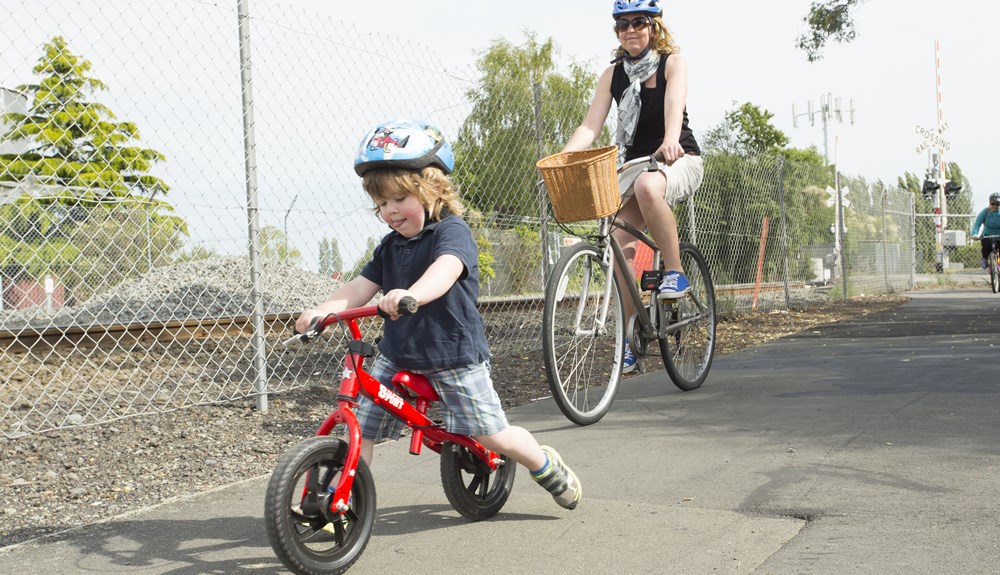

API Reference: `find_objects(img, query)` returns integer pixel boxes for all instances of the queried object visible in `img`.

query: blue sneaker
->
[622,343,637,374]
[982,257,989,269]
[657,270,691,300]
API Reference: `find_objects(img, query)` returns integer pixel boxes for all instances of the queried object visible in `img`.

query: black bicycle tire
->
[991,250,1000,293]
[542,242,624,426]
[264,436,376,575]
[439,441,516,520]
[659,242,717,391]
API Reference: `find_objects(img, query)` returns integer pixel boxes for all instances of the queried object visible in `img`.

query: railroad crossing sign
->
[824,186,851,209]
[915,121,950,154]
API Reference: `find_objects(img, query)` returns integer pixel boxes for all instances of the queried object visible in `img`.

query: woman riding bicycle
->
[970,192,1000,268]
[561,0,704,372]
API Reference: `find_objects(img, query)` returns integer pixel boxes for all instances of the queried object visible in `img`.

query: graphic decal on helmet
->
[367,128,407,155]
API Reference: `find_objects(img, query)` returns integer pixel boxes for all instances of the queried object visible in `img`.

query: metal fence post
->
[836,170,848,301]
[881,186,890,292]
[238,0,268,413]
[910,194,917,288]
[777,156,790,308]
[532,81,551,285]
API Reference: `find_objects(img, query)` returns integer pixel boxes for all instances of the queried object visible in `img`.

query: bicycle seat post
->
[408,395,430,455]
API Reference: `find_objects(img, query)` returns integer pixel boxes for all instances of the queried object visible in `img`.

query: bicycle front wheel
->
[265,437,376,575]
[542,242,624,426]
[659,242,717,391]
[991,250,999,293]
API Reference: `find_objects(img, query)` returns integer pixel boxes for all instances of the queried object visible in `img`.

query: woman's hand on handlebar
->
[379,289,418,320]
[655,139,684,165]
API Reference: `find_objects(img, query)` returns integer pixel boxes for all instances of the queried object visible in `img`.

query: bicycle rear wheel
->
[659,242,716,391]
[440,442,516,521]
[542,242,624,426]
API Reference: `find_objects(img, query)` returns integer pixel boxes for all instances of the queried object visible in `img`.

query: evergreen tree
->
[330,237,343,274]
[318,237,331,275]
[1,36,167,195]
[0,36,185,295]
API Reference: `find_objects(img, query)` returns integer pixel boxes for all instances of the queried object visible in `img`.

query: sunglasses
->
[615,15,651,32]
[991,202,1000,207]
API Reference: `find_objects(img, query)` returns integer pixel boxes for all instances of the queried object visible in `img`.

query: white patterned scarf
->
[615,49,660,164]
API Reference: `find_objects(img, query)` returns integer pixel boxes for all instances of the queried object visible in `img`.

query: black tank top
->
[611,53,701,160]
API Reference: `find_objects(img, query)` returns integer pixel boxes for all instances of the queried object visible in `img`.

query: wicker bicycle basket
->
[536,145,620,223]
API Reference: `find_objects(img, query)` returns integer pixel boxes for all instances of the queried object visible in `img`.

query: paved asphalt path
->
[1,289,998,574]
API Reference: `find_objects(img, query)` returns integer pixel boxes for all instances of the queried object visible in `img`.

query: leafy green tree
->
[702,102,790,156]
[797,1,863,62]
[259,225,301,265]
[453,33,606,219]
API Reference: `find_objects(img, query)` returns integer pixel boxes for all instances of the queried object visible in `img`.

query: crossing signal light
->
[944,181,962,199]
[921,179,939,200]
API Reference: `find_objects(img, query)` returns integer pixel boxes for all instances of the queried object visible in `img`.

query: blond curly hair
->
[611,14,678,59]
[362,166,465,222]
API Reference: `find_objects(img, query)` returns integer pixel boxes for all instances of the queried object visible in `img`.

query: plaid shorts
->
[354,356,509,442]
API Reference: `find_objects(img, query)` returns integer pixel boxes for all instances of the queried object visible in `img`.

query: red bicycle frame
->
[307,305,505,515]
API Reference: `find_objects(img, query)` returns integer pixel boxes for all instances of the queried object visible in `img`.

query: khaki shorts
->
[620,154,704,208]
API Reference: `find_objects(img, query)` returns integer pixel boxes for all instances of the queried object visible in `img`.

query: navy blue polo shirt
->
[360,215,491,370]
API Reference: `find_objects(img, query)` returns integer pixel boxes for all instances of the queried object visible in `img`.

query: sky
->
[2,0,998,269]
[324,0,997,208]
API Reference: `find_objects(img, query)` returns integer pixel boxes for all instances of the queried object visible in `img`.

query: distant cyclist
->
[970,192,1000,268]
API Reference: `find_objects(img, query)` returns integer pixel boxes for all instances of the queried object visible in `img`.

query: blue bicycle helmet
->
[353,119,455,176]
[612,0,662,17]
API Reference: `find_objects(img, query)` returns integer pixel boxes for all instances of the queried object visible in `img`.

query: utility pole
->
[794,94,855,288]
[793,93,855,165]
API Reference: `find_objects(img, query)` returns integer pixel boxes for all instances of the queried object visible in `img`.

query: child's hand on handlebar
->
[295,309,324,336]
[379,289,418,320]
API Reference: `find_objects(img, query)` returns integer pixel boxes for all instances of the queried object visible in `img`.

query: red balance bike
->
[264,297,515,575]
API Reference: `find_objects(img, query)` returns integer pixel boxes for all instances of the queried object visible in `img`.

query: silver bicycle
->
[541,154,717,426]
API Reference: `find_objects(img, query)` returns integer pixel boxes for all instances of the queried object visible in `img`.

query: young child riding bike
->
[295,119,582,510]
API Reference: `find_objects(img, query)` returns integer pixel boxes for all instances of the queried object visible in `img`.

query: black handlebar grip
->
[377,296,420,318]
[398,296,418,315]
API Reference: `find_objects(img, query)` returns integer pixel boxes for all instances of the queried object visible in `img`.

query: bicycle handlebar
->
[282,296,419,346]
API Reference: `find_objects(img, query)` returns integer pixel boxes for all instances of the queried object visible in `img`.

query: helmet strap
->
[628,45,652,62]
[611,44,652,64]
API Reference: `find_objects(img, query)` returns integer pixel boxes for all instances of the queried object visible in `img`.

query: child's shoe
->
[531,446,581,510]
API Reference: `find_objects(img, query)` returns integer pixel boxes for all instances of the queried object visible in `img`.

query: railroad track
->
[0,282,799,354]
[0,313,297,354]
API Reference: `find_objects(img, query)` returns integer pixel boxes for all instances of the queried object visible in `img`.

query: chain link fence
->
[1,0,922,437]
